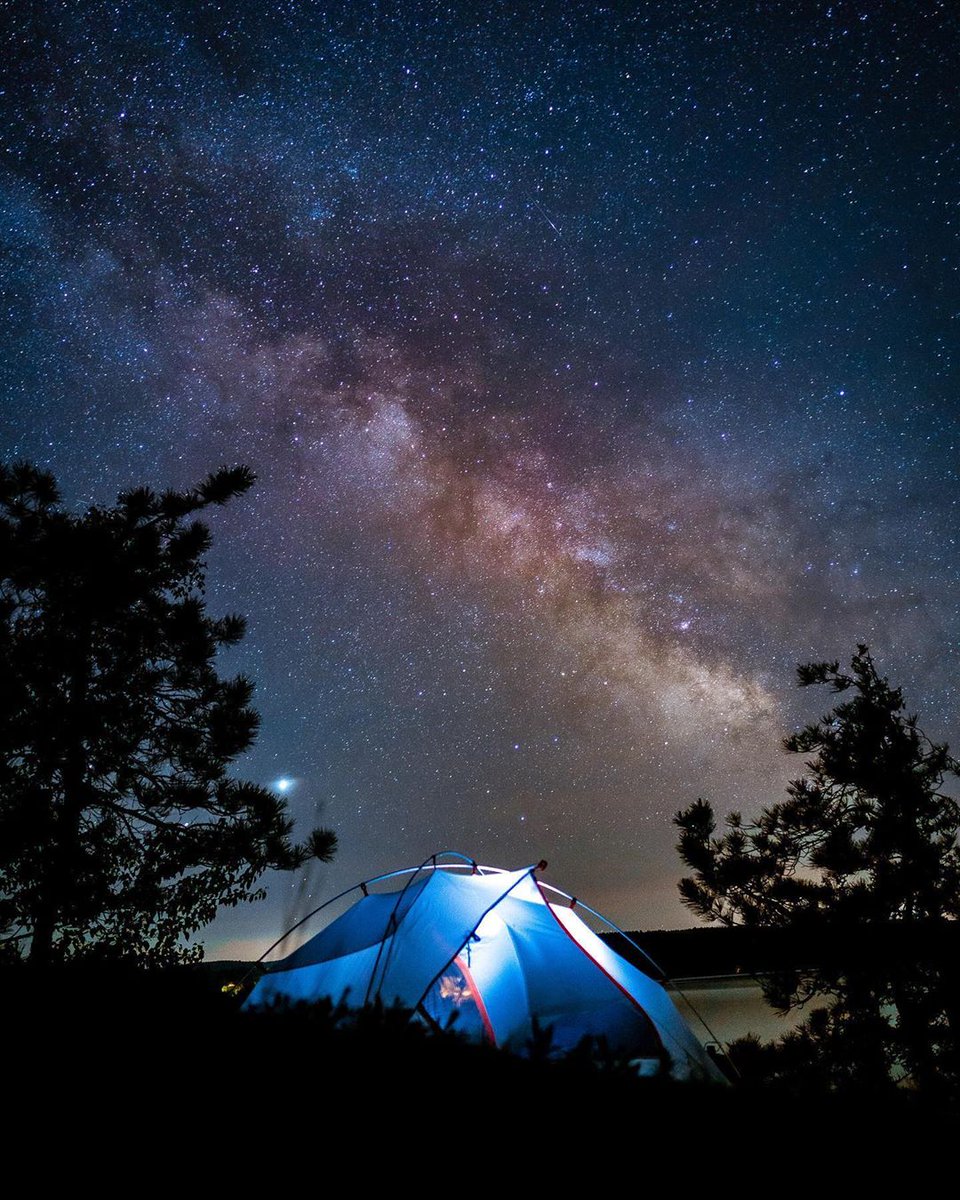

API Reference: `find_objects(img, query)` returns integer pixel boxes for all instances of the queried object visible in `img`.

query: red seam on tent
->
[534,880,667,1060]
[453,954,497,1047]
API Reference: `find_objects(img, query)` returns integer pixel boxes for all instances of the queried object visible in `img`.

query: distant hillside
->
[604,921,960,979]
[202,921,960,986]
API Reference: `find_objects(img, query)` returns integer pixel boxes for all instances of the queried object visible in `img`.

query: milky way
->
[3,3,958,952]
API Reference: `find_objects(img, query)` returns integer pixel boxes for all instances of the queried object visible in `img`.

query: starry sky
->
[3,1,959,956]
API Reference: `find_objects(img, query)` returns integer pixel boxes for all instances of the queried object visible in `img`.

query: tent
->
[244,855,726,1082]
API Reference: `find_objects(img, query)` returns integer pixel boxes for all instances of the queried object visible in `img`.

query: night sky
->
[3,2,959,956]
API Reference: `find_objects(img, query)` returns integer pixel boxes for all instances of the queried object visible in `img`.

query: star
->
[3,2,956,957]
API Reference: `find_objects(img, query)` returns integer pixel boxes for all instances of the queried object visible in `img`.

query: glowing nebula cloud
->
[172,301,780,755]
[5,5,956,945]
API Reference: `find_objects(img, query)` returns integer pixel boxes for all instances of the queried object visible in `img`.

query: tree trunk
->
[28,656,90,965]
[28,906,56,966]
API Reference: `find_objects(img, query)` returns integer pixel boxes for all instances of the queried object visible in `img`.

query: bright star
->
[274,777,295,794]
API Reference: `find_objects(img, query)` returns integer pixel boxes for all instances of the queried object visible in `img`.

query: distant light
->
[275,777,294,794]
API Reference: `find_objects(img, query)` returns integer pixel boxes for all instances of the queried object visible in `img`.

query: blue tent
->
[245,857,726,1082]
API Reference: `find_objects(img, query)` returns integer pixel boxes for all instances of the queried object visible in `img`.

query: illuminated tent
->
[244,855,726,1082]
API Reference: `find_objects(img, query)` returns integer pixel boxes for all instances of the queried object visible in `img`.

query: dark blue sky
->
[3,1,958,954]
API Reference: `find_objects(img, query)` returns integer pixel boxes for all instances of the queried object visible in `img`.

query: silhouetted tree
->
[675,646,960,1095]
[0,462,336,966]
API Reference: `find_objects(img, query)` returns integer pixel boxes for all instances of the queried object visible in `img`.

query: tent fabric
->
[248,868,532,1010]
[245,863,725,1082]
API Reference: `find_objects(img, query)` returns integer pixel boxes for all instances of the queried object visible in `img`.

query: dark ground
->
[6,961,956,1179]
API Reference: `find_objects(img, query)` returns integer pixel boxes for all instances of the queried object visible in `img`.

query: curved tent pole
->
[240,852,734,1076]
[363,850,444,1005]
[536,881,668,981]
[410,864,541,1033]
[238,879,366,988]
[533,877,728,1078]
[409,864,725,1081]
[238,852,491,988]
[536,880,734,1071]
[363,851,507,1003]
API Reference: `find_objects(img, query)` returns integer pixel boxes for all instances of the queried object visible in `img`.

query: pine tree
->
[675,646,960,1094]
[0,461,336,966]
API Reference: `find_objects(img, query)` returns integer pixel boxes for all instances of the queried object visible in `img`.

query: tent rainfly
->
[244,855,726,1083]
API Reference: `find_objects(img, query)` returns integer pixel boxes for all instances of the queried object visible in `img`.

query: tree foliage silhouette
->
[675,645,960,1094]
[0,462,336,965]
